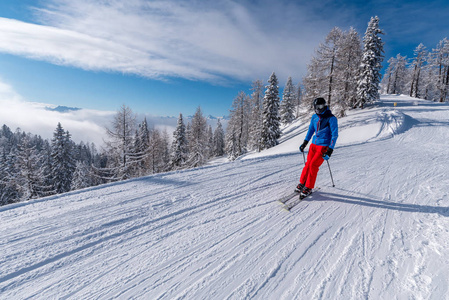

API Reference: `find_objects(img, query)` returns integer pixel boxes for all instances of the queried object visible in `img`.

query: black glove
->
[323,148,333,160]
[299,140,309,152]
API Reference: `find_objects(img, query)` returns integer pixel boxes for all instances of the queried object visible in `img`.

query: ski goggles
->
[315,104,325,110]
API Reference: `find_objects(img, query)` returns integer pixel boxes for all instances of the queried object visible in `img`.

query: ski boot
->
[295,183,305,193]
[300,187,313,199]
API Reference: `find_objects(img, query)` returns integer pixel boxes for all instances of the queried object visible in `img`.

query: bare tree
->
[105,105,136,180]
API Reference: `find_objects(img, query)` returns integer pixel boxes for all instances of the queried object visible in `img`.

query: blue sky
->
[1,0,448,118]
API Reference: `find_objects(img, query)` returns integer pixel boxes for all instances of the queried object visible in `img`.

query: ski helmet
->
[313,97,327,114]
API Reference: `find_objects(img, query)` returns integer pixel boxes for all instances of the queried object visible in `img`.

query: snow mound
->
[374,109,415,139]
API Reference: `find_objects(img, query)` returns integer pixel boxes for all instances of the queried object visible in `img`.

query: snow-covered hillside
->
[1,95,448,299]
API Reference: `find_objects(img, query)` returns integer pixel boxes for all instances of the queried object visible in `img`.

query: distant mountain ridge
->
[45,105,82,113]
[43,104,229,120]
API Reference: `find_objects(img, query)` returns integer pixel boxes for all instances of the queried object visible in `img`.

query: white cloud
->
[0,78,225,146]
[0,0,338,83]
[0,17,206,80]
[0,78,114,145]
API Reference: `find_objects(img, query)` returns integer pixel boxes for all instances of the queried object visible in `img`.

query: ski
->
[277,191,300,205]
[283,188,320,212]
[283,198,302,211]
[300,192,311,200]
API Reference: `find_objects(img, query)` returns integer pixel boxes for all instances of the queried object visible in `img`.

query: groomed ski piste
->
[1,95,448,299]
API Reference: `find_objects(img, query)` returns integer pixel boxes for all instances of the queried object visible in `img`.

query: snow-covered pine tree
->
[0,125,18,205]
[50,123,75,194]
[0,152,17,205]
[170,113,189,170]
[1,124,106,204]
[187,106,208,168]
[14,134,52,200]
[261,72,281,150]
[280,77,296,124]
[356,16,384,108]
[226,91,250,160]
[71,161,91,191]
[248,80,264,152]
[105,105,136,180]
[213,119,225,157]
[409,43,427,98]
[73,142,92,167]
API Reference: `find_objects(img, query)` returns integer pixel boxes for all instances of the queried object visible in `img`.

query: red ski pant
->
[300,144,328,189]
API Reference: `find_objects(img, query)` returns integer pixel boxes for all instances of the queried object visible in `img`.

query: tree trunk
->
[328,54,335,106]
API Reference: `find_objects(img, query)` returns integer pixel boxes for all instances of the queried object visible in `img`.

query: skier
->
[296,97,338,198]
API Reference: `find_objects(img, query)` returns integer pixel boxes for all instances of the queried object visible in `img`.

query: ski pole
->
[326,160,335,187]
[302,151,306,165]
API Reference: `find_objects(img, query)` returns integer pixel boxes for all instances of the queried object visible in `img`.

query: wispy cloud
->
[0,0,339,83]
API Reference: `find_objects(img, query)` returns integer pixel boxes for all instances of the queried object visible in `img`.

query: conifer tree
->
[51,123,75,194]
[71,161,91,190]
[0,152,18,205]
[261,72,281,149]
[15,134,50,200]
[356,16,384,108]
[170,113,188,170]
[280,77,296,124]
[0,124,102,204]
[0,125,18,205]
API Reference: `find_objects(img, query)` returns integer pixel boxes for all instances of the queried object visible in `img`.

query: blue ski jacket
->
[305,108,338,149]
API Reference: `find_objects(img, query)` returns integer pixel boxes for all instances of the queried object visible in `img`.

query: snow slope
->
[1,95,449,299]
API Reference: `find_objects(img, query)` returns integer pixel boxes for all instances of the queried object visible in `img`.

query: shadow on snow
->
[314,189,449,217]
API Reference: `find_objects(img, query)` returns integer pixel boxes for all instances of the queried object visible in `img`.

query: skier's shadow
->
[314,190,449,217]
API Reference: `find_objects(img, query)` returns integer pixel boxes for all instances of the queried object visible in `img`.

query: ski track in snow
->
[1,95,449,299]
